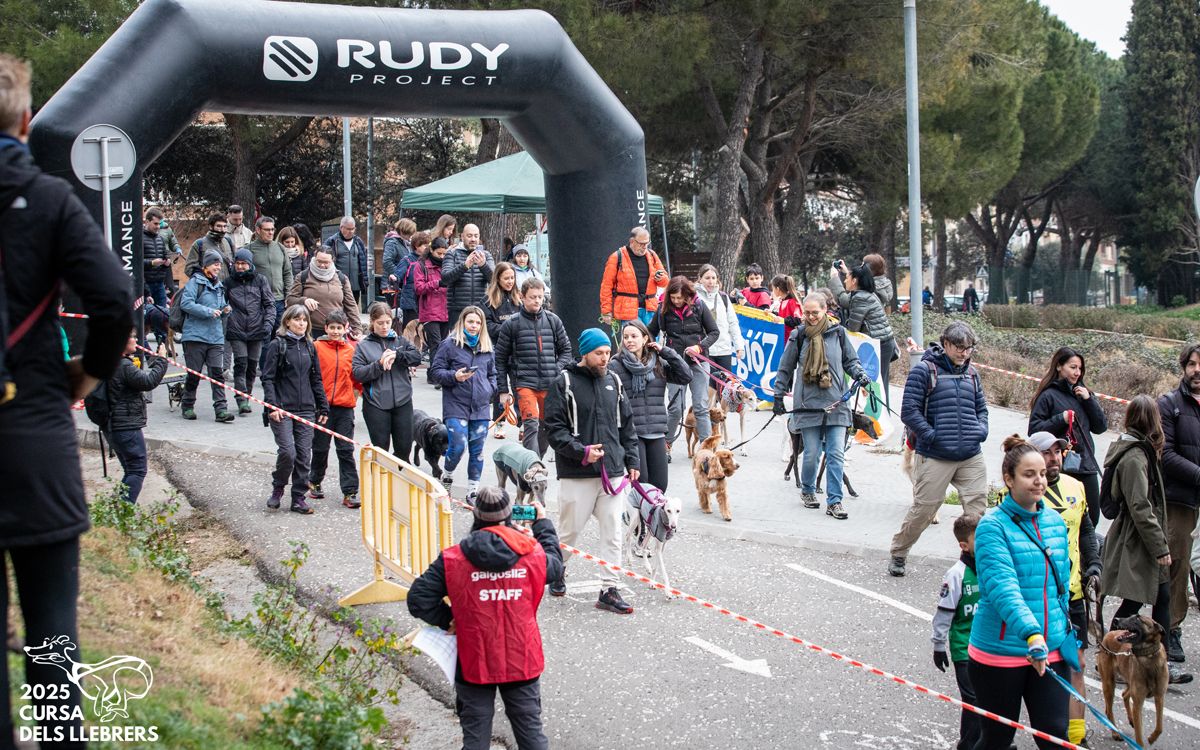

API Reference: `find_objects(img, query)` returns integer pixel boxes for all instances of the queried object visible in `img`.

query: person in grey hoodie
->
[352,302,424,460]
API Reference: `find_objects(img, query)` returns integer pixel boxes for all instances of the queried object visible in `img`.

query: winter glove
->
[783,315,801,328]
[856,374,872,390]
[933,650,950,673]
[772,397,787,416]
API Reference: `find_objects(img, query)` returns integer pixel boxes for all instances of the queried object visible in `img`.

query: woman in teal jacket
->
[968,435,1075,750]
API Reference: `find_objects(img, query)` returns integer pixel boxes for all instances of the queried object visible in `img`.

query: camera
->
[511,505,537,522]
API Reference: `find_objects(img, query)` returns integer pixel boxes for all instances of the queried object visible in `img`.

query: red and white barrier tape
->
[58,311,91,320]
[971,361,1130,405]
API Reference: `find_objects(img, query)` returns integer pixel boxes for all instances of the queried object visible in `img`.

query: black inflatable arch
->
[31,0,648,340]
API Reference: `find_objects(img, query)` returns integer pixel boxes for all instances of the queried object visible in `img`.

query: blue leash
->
[1043,665,1144,750]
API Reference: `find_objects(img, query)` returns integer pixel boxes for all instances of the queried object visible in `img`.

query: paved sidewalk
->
[78,370,1115,566]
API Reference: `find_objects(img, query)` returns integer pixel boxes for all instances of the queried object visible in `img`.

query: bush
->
[1171,295,1188,308]
[259,687,386,750]
[981,304,1039,329]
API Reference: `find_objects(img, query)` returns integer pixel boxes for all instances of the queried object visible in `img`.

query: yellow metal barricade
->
[339,445,455,607]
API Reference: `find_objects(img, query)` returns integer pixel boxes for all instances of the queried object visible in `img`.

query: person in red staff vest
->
[407,487,563,750]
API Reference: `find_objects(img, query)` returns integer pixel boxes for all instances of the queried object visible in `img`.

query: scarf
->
[464,331,480,348]
[308,257,335,283]
[283,243,302,260]
[802,315,833,388]
[618,349,657,394]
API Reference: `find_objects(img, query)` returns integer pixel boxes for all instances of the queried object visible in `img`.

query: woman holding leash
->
[352,302,424,461]
[1029,347,1108,527]
[609,320,693,491]
[431,306,497,504]
[649,275,719,461]
[1100,395,1192,684]
[482,262,521,439]
[968,435,1074,749]
[695,264,745,389]
[261,305,329,515]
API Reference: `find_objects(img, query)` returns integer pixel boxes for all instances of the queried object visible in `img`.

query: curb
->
[78,426,276,464]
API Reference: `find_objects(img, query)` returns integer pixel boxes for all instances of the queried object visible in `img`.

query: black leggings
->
[1066,470,1101,528]
[1,538,85,749]
[637,436,670,492]
[1113,579,1171,638]
[363,401,414,462]
[967,659,1069,750]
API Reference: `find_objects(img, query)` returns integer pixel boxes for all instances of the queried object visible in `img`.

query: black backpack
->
[83,379,112,430]
[1098,441,1157,520]
[168,286,186,331]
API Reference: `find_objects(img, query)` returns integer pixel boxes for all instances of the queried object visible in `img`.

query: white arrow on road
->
[684,636,772,677]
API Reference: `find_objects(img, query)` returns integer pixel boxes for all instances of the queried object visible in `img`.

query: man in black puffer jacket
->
[0,53,133,746]
[141,206,172,309]
[441,223,494,326]
[495,279,573,457]
[107,332,169,504]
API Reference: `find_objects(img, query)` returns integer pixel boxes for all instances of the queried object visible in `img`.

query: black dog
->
[784,412,879,496]
[411,409,449,476]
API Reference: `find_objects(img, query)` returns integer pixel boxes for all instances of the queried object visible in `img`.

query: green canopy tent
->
[400,151,672,273]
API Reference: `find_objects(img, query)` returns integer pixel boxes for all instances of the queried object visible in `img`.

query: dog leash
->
[1043,666,1144,750]
[598,463,631,496]
[488,403,518,432]
[725,386,865,452]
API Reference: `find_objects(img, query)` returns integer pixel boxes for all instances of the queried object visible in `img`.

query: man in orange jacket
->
[599,226,668,327]
[307,309,362,509]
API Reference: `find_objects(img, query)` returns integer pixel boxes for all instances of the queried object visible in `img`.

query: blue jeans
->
[108,429,148,504]
[444,418,488,481]
[800,424,845,505]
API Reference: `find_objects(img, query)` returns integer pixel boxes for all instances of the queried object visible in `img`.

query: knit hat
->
[234,248,253,265]
[512,244,529,258]
[577,327,610,357]
[202,250,223,268]
[1028,431,1068,452]
[473,486,512,523]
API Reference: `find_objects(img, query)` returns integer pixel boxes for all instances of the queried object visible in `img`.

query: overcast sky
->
[1040,0,1132,58]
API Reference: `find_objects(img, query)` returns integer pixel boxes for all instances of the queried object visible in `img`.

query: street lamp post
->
[903,0,924,360]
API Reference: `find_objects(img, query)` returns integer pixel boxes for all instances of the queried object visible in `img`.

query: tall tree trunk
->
[1014,202,1052,304]
[224,114,315,220]
[965,202,1021,305]
[931,216,948,310]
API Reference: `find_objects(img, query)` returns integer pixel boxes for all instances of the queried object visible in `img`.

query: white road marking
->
[786,562,1200,731]
[684,635,772,677]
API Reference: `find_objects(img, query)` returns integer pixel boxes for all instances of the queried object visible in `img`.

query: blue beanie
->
[577,327,610,357]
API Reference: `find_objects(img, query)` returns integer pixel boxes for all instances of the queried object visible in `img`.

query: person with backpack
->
[430,306,497,503]
[307,309,361,509]
[102,332,168,504]
[226,248,276,415]
[415,235,449,369]
[352,302,424,461]
[261,305,329,515]
[1028,347,1107,528]
[180,250,234,422]
[1101,395,1193,684]
[695,264,744,388]
[649,275,719,458]
[383,218,420,330]
[889,321,989,577]
[286,246,360,339]
[828,260,897,408]
[184,213,235,280]
[599,226,668,327]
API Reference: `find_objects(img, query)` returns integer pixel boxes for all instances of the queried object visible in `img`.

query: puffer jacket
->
[1158,380,1200,509]
[829,274,894,341]
[142,229,171,283]
[696,288,745,357]
[414,256,448,323]
[901,344,989,462]
[179,272,227,345]
[482,294,521,341]
[772,319,867,431]
[1029,378,1108,475]
[969,496,1073,659]
[648,298,719,358]
[314,336,360,408]
[106,353,168,432]
[261,334,328,415]
[873,274,894,311]
[494,307,574,393]
[441,246,495,321]
[248,238,293,302]
[430,337,498,421]
[323,232,370,294]
[544,364,639,480]
[351,330,423,410]
[1101,433,1170,604]
[225,270,276,342]
[609,347,693,438]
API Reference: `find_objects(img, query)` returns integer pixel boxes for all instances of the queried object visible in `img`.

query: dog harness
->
[625,481,675,545]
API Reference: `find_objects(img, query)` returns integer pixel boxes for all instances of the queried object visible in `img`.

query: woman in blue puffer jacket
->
[969,435,1074,750]
[431,306,497,503]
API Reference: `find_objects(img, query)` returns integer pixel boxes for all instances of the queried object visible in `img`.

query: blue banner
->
[731,305,787,400]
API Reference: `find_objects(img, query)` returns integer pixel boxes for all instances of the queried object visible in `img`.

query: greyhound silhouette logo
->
[264,36,318,81]
[24,635,154,722]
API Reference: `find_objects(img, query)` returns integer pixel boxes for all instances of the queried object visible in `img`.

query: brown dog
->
[684,401,725,457]
[691,435,739,521]
[1098,614,1167,746]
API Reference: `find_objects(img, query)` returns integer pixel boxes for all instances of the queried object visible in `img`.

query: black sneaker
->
[596,586,633,614]
[549,580,567,597]
[308,482,325,500]
[1168,628,1185,663]
[888,556,906,577]
[826,502,848,520]
[290,497,315,515]
[801,492,819,509]
[1168,663,1193,684]
[266,488,283,510]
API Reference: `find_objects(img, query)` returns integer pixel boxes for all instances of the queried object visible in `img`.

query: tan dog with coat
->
[691,435,739,521]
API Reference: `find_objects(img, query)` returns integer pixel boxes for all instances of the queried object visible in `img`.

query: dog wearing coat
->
[714,382,757,455]
[622,482,682,599]
[1098,614,1168,747]
[691,435,739,521]
[492,443,549,506]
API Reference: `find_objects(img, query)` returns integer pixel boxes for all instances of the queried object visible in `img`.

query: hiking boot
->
[549,579,567,597]
[596,586,633,614]
[266,487,283,510]
[215,410,235,423]
[182,407,196,420]
[826,502,848,520]
[888,556,907,577]
[342,494,361,509]
[307,482,325,500]
[237,399,251,415]
[1168,663,1193,684]
[290,497,315,515]
[801,492,819,509]
[1168,628,1185,663]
